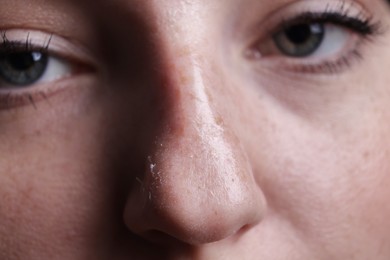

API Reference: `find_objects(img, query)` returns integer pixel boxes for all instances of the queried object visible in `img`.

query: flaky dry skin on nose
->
[123,58,265,245]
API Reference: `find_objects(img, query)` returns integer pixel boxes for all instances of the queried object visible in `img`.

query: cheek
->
[232,75,390,257]
[262,139,390,257]
[0,85,119,258]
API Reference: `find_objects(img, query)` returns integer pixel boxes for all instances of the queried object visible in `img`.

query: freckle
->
[177,47,191,58]
[172,85,182,100]
[363,151,371,159]
[179,73,190,86]
[215,115,224,127]
[174,124,185,137]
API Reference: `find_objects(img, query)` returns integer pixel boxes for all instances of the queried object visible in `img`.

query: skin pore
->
[0,0,390,259]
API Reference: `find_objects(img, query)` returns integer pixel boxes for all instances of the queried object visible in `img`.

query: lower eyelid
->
[0,73,94,110]
[252,51,363,76]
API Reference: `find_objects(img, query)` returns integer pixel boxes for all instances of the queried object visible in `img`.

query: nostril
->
[141,230,187,247]
[142,224,251,247]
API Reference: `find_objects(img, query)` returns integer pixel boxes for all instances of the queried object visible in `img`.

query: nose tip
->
[124,141,264,245]
[123,62,265,245]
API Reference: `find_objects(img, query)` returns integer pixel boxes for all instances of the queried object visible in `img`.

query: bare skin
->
[0,0,390,259]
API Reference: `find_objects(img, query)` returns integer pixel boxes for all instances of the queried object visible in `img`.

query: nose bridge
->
[145,6,235,175]
[153,57,244,205]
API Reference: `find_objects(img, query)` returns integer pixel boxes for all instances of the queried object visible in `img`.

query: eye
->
[0,49,71,87]
[250,7,381,75]
[0,30,95,110]
[273,22,348,58]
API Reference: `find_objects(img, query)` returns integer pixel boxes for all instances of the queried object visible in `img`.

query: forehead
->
[0,0,385,17]
[0,0,386,41]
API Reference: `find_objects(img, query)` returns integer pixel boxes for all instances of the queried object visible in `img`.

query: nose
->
[123,51,266,245]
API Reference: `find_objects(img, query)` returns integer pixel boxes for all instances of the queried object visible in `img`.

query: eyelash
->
[277,11,380,36]
[252,6,383,74]
[0,31,52,54]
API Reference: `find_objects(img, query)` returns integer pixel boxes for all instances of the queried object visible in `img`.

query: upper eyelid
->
[0,29,97,68]
[244,0,374,43]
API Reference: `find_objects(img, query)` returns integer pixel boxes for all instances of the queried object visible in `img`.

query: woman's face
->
[1,0,390,259]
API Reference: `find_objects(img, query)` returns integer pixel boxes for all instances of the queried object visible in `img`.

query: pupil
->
[8,52,37,71]
[285,24,312,44]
